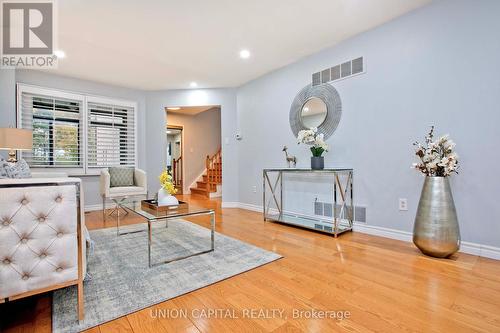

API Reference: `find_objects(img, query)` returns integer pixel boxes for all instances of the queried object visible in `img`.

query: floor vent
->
[314,201,367,223]
[314,201,323,215]
[312,57,364,86]
[323,203,333,217]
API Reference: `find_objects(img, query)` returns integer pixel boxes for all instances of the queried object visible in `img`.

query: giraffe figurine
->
[282,146,297,168]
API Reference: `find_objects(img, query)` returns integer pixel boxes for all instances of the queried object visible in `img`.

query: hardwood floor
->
[2,194,500,332]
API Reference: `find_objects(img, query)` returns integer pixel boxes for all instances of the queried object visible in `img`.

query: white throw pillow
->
[0,158,32,178]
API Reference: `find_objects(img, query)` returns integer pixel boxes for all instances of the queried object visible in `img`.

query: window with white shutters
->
[16,84,137,174]
[87,100,136,168]
[18,88,83,168]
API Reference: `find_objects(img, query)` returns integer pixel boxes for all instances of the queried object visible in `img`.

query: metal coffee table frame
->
[114,200,215,268]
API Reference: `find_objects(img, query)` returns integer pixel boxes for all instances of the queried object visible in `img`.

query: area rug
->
[52,219,282,333]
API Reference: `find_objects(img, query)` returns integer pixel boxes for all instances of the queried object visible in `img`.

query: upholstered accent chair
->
[0,177,86,320]
[100,168,147,220]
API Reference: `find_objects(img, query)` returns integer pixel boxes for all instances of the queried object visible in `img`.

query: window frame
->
[16,83,138,176]
[85,95,138,175]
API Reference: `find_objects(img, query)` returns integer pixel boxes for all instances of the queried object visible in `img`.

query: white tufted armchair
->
[0,177,85,320]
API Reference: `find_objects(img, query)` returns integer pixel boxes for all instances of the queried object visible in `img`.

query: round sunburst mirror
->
[289,83,342,142]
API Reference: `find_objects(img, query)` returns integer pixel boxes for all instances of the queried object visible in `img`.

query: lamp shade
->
[0,128,33,150]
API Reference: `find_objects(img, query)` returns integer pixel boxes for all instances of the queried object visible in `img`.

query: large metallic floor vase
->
[413,176,460,258]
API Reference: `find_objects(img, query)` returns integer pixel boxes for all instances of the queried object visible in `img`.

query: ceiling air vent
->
[312,56,364,86]
[331,65,341,81]
[352,57,363,74]
[321,68,330,83]
[312,72,321,86]
[341,61,351,77]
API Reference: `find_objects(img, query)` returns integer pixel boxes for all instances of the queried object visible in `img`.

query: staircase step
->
[196,181,208,189]
[193,180,219,192]
[190,187,208,197]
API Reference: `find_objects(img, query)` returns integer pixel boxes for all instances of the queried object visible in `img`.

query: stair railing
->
[172,155,182,187]
[206,148,222,190]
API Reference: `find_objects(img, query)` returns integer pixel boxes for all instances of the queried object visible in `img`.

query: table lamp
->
[0,128,33,163]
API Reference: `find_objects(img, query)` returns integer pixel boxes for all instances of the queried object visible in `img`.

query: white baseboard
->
[221,202,240,208]
[352,222,412,242]
[481,244,500,260]
[460,242,500,260]
[85,203,115,212]
[238,202,262,212]
[223,202,500,261]
[460,242,482,257]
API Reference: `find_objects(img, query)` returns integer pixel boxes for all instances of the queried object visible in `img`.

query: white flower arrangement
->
[297,127,329,157]
[413,126,459,177]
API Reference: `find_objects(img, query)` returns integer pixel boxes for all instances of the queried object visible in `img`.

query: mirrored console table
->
[263,168,354,237]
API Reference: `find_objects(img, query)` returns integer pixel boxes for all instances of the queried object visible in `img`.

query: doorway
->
[165,105,222,198]
[166,125,183,194]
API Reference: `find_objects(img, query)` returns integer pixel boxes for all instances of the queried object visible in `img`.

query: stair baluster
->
[173,156,182,190]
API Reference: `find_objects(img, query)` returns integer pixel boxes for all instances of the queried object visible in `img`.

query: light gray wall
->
[145,88,238,202]
[13,70,147,207]
[168,108,221,193]
[236,0,500,247]
[0,69,16,127]
[0,69,16,160]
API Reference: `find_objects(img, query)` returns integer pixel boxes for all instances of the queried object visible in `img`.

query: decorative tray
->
[141,199,188,214]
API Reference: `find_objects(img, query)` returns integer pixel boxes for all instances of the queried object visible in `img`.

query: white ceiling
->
[49,0,431,90]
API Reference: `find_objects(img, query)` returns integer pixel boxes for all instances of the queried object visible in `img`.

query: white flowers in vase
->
[297,127,329,157]
[413,126,458,177]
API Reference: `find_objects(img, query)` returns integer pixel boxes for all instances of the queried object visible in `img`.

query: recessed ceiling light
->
[167,130,172,134]
[167,107,181,110]
[190,82,198,88]
[239,49,251,59]
[54,50,66,58]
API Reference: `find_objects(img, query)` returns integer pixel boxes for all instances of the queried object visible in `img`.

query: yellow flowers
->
[159,170,178,195]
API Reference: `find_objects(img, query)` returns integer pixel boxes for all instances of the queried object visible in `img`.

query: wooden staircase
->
[190,148,222,197]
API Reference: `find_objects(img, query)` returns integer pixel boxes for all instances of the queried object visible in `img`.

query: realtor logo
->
[1,0,57,68]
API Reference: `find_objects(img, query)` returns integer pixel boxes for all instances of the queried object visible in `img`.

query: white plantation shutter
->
[19,90,83,168]
[17,84,138,173]
[87,100,136,168]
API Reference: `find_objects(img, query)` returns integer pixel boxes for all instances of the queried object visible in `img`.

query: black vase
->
[311,156,324,170]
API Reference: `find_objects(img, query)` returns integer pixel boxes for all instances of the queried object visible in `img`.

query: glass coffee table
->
[115,200,215,268]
